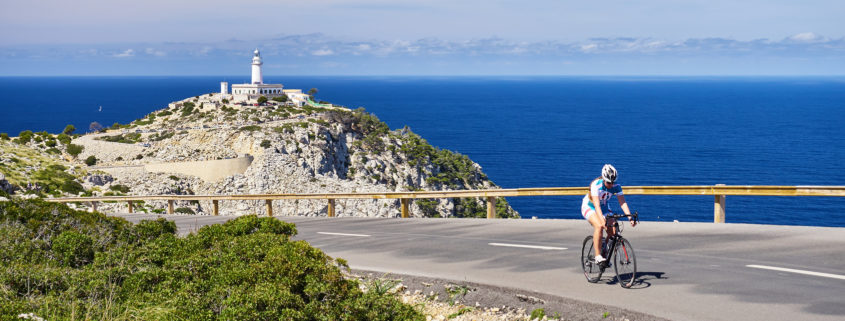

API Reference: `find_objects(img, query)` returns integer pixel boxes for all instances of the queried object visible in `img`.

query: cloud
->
[113,49,135,58]
[145,48,166,57]
[785,32,826,43]
[311,49,335,56]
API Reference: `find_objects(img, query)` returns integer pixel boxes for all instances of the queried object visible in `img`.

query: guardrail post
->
[266,199,273,217]
[714,184,726,223]
[327,199,335,217]
[401,199,409,218]
[127,201,134,213]
[212,200,219,216]
[90,201,98,213]
[486,197,496,219]
[168,200,174,214]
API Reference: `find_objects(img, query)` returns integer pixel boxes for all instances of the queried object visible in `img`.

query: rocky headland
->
[1,93,518,219]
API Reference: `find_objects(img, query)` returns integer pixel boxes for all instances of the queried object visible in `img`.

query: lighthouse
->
[230,48,285,101]
[251,49,263,85]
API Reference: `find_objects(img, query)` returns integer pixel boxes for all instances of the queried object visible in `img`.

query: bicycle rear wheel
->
[581,236,603,283]
[613,237,637,288]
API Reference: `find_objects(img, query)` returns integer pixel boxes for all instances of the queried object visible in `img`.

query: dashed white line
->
[747,264,845,280]
[317,232,371,237]
[488,243,567,251]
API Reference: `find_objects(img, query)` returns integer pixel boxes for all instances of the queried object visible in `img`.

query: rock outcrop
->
[44,93,520,218]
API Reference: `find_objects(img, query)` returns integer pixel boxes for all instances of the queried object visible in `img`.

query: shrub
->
[168,175,180,181]
[52,230,94,267]
[260,140,271,148]
[89,121,104,132]
[135,154,144,160]
[45,139,57,147]
[57,133,71,145]
[272,95,288,102]
[257,96,268,104]
[222,98,229,103]
[109,184,130,193]
[62,124,75,135]
[158,110,173,117]
[17,130,33,144]
[239,125,261,132]
[60,180,84,194]
[0,200,423,320]
[174,207,195,214]
[84,155,97,166]
[66,144,84,157]
[46,148,61,154]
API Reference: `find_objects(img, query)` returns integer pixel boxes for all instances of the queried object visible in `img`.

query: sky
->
[1,0,843,75]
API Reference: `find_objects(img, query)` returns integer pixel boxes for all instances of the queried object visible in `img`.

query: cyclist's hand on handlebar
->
[628,213,638,227]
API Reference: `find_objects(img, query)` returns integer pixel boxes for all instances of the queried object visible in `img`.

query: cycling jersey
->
[583,178,623,213]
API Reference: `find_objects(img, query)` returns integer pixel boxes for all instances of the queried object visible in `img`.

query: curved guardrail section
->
[45,185,845,222]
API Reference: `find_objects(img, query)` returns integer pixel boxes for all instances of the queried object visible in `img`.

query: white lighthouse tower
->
[230,48,285,102]
[251,49,263,84]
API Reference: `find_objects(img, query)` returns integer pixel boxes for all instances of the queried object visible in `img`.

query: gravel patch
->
[352,269,668,321]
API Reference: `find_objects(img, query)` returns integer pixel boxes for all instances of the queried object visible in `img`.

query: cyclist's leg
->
[583,202,606,258]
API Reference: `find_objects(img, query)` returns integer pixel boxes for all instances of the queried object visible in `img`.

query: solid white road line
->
[747,264,845,280]
[317,232,371,237]
[488,242,567,251]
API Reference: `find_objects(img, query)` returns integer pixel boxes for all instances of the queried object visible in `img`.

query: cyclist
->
[581,164,636,264]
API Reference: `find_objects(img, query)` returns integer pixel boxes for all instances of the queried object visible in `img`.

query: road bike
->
[581,211,639,288]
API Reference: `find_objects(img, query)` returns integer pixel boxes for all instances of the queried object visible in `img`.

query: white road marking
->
[747,265,845,280]
[488,243,567,251]
[317,232,371,237]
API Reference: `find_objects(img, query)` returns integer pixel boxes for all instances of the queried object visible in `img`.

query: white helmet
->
[601,164,617,183]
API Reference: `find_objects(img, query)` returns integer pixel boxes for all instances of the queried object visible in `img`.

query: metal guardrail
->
[46,185,845,223]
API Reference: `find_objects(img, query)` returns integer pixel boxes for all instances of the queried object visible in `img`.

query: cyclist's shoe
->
[594,255,607,264]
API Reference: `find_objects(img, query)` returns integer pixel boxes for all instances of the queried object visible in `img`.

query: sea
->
[2,76,844,227]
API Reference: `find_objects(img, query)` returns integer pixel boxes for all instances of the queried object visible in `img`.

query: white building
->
[225,49,284,101]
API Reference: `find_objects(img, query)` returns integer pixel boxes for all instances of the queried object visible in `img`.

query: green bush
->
[60,180,84,195]
[84,155,97,166]
[45,139,57,147]
[0,199,423,320]
[239,125,261,132]
[52,230,94,267]
[158,110,173,117]
[260,140,271,148]
[57,133,71,145]
[17,130,33,144]
[174,207,195,214]
[109,184,131,193]
[257,96,268,104]
[0,132,9,140]
[66,144,84,157]
[62,124,76,135]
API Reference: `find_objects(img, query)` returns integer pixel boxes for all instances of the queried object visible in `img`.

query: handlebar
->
[606,211,639,223]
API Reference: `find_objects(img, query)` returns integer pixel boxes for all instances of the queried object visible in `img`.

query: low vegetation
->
[0,198,424,320]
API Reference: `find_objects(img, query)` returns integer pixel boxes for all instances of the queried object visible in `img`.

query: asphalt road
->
[111,213,845,321]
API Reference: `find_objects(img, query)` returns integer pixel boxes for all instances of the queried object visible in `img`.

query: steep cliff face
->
[9,94,519,218]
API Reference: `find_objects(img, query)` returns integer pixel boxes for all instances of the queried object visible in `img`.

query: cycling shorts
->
[581,197,597,220]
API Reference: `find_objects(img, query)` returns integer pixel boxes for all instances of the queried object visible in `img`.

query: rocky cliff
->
[3,93,519,218]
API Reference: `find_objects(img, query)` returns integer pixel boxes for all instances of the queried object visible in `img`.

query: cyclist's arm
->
[617,194,637,226]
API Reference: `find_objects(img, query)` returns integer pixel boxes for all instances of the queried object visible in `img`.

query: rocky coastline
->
[1,93,518,219]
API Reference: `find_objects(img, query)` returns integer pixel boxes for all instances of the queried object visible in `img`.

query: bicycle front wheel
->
[613,237,637,288]
[581,236,602,283]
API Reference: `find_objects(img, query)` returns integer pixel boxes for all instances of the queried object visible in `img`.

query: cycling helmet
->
[601,164,617,183]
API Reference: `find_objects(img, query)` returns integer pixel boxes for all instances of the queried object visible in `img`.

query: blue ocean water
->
[2,76,844,227]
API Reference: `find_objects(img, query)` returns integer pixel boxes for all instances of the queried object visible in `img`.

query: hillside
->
[2,93,518,218]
